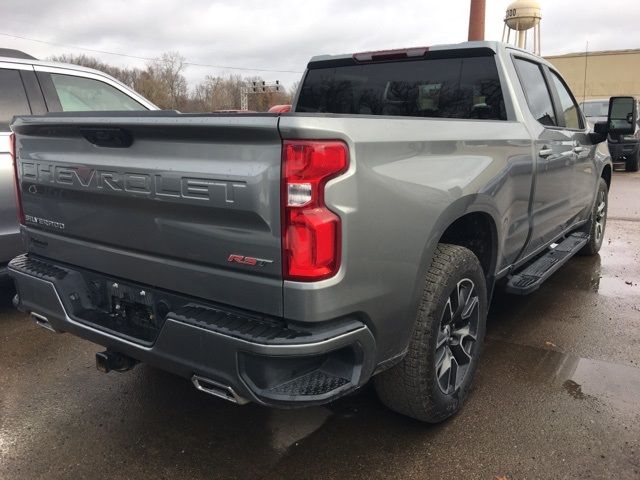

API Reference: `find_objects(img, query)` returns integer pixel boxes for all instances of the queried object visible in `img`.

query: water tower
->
[502,0,542,55]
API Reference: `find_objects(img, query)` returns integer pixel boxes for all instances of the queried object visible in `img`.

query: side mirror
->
[608,96,637,136]
[589,121,608,144]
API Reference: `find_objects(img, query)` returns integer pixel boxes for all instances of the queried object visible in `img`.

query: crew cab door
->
[547,69,597,221]
[513,57,576,256]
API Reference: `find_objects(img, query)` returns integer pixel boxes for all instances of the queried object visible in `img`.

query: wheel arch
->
[412,196,501,312]
[439,211,498,283]
[378,195,501,373]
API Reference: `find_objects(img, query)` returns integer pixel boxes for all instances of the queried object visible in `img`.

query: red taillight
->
[9,133,25,225]
[282,140,348,281]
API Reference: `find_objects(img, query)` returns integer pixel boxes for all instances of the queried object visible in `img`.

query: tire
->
[579,177,608,256]
[374,244,487,423]
[625,149,640,172]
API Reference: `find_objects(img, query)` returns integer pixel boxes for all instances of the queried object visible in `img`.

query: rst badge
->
[227,254,273,267]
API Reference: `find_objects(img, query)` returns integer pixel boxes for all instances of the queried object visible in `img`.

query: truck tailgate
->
[12,113,283,316]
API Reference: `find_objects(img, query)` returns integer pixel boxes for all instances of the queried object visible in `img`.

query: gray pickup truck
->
[8,41,637,422]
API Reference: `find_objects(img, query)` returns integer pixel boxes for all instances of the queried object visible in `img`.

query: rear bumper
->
[9,254,376,407]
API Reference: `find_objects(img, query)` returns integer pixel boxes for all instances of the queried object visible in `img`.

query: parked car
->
[580,98,609,123]
[9,42,633,422]
[581,97,640,172]
[0,49,156,283]
[607,98,640,172]
[580,99,614,170]
[267,104,291,113]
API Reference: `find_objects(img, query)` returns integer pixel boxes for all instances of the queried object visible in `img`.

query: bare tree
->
[49,53,142,89]
[48,52,292,112]
[289,80,300,98]
[139,51,188,110]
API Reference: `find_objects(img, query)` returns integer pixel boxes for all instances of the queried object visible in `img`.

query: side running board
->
[506,232,590,295]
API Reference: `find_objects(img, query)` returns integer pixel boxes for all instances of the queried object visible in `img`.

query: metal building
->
[545,49,640,102]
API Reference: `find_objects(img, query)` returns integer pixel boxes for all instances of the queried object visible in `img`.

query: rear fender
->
[400,195,501,354]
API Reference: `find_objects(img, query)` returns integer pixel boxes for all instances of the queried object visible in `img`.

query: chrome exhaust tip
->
[191,375,249,405]
[30,312,56,333]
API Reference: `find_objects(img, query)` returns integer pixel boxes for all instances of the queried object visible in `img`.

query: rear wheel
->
[374,244,487,422]
[579,177,608,256]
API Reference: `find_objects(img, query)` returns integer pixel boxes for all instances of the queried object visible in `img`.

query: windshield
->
[581,100,608,118]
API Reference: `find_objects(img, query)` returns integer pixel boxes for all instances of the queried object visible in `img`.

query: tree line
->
[50,52,297,112]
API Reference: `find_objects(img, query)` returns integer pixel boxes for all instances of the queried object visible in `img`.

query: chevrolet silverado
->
[8,41,637,422]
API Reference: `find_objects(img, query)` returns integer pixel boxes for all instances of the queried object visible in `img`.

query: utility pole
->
[582,41,589,103]
[241,81,281,111]
[468,0,486,41]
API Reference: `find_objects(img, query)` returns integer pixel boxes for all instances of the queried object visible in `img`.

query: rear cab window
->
[296,54,507,120]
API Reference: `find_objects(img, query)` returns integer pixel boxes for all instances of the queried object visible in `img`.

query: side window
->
[46,73,146,112]
[513,58,556,127]
[549,71,583,129]
[0,68,32,131]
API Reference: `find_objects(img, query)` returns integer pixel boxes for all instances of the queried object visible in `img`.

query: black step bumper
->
[9,254,376,407]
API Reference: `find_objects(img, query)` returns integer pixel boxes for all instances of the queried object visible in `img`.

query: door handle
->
[573,146,584,153]
[539,147,553,158]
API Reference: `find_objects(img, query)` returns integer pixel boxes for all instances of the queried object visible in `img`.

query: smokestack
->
[468,0,486,41]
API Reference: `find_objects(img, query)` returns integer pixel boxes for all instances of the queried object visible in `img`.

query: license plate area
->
[108,282,156,336]
[67,275,164,345]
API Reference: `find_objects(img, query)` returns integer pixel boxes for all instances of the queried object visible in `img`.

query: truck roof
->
[308,40,545,66]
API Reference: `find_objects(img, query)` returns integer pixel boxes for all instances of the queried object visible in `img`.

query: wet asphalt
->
[1,171,639,480]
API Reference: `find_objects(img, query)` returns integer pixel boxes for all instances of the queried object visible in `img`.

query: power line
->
[0,32,303,74]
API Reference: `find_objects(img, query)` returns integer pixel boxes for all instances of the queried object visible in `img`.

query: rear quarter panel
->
[279,114,532,362]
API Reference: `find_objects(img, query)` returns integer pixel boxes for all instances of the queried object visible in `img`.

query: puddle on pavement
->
[561,356,640,410]
[556,253,640,299]
[592,274,640,298]
[488,339,640,412]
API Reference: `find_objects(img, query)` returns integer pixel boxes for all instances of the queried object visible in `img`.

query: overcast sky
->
[2,0,640,89]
